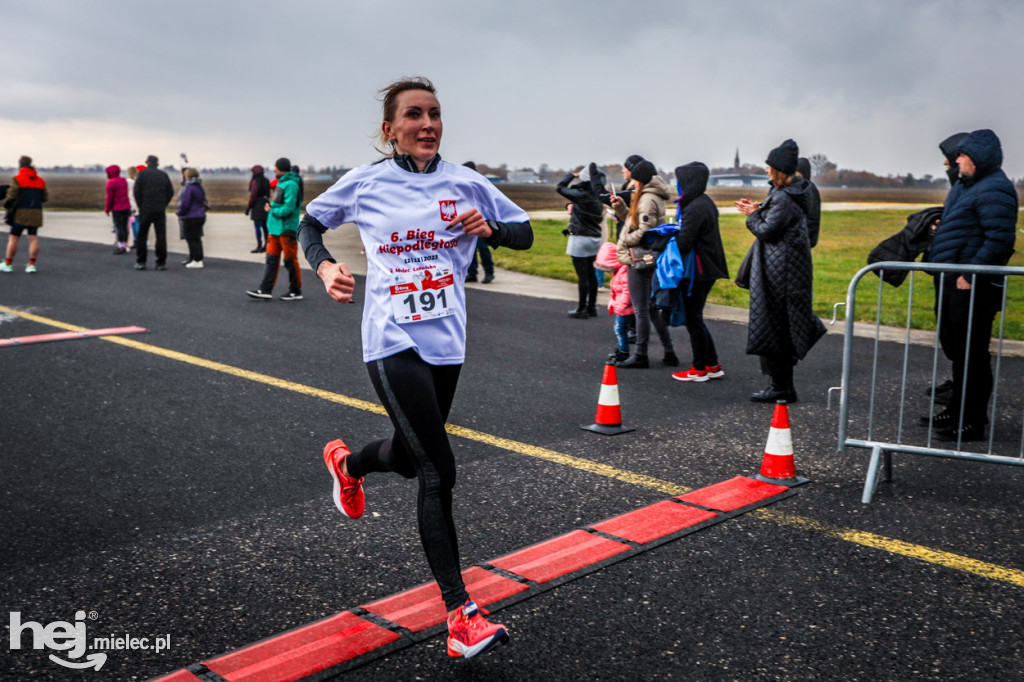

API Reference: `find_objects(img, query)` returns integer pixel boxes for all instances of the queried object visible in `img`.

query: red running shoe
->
[323,439,364,519]
[672,366,708,382]
[447,600,509,659]
[704,364,725,379]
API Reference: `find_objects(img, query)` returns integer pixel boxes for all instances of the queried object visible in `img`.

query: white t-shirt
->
[305,159,529,365]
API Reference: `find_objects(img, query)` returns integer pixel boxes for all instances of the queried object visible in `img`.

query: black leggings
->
[683,279,718,368]
[181,216,205,262]
[571,255,598,312]
[345,349,468,611]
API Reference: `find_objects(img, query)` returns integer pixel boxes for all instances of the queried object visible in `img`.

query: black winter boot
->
[617,353,649,369]
[749,385,798,404]
[606,349,630,364]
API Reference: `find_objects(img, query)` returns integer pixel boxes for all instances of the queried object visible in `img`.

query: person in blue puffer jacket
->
[923,128,1018,442]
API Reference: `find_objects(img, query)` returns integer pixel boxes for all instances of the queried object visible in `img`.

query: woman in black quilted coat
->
[735,139,826,403]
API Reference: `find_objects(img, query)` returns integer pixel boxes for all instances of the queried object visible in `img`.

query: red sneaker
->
[323,439,364,519]
[447,600,509,659]
[672,366,708,382]
[704,364,725,379]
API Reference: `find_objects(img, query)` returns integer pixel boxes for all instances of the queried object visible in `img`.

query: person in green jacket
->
[246,157,303,300]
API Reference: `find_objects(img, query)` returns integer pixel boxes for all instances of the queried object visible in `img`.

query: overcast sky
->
[2,0,1021,179]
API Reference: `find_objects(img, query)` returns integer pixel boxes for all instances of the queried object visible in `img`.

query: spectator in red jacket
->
[105,164,132,254]
[2,156,48,273]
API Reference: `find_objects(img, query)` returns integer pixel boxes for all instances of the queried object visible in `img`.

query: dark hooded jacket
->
[673,162,728,282]
[744,175,826,360]
[246,165,271,221]
[939,132,968,186]
[556,165,604,238]
[796,158,821,247]
[133,160,174,213]
[929,129,1017,288]
[5,166,48,227]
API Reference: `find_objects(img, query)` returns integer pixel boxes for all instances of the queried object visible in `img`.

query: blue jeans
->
[252,219,268,246]
[467,241,493,278]
[614,314,634,352]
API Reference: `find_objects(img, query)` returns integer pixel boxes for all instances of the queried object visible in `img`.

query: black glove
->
[562,228,570,236]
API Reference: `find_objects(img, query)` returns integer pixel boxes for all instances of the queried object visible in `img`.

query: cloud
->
[2,0,1022,177]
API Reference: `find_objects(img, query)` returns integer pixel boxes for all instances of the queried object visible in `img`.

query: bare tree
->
[809,153,837,179]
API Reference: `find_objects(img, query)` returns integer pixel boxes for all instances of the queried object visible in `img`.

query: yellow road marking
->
[3,304,1023,589]
[754,509,1024,588]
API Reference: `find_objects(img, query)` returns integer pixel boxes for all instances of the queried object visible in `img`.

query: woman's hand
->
[447,209,492,238]
[317,261,356,303]
[610,194,624,209]
[735,198,760,216]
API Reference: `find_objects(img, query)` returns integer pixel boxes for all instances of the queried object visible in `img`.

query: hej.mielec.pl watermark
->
[9,610,171,671]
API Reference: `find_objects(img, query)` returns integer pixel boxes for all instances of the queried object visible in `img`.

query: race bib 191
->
[389,268,457,324]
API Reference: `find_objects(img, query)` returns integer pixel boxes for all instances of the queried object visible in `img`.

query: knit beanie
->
[631,160,656,184]
[796,157,812,181]
[765,139,799,175]
[624,154,644,172]
[275,157,291,173]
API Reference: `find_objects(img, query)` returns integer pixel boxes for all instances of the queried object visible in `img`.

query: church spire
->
[734,147,740,171]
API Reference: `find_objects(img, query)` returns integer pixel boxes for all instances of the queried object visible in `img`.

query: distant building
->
[509,168,540,184]
[708,174,770,187]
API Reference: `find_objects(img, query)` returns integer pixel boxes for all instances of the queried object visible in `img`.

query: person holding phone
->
[556,162,605,318]
[610,159,677,368]
[296,77,533,660]
[735,139,825,403]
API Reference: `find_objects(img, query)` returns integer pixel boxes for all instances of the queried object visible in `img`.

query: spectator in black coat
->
[557,162,606,318]
[246,165,271,253]
[736,139,826,403]
[939,132,968,187]
[670,162,729,383]
[132,155,174,270]
[596,154,642,241]
[290,164,305,205]
[922,132,970,405]
[795,158,821,248]
[462,161,495,284]
[923,129,1018,441]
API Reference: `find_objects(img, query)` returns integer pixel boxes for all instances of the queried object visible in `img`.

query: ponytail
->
[628,181,645,227]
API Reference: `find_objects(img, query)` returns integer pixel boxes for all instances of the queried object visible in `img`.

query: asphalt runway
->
[2,236,1023,681]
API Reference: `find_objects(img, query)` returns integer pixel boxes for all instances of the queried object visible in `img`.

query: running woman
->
[297,77,533,660]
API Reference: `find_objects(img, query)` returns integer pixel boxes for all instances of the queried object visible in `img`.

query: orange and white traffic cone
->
[754,401,809,487]
[581,363,635,436]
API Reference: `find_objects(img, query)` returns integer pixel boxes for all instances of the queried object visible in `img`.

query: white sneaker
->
[185,261,204,269]
[25,264,36,274]
[0,262,12,273]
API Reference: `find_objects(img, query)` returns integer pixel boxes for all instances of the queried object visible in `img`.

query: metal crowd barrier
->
[832,261,1024,503]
